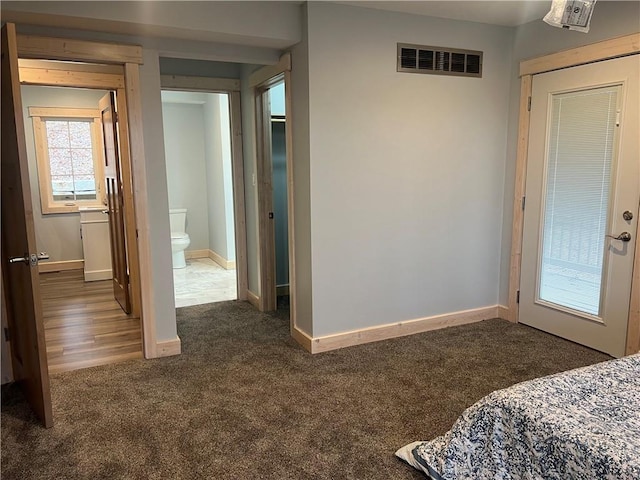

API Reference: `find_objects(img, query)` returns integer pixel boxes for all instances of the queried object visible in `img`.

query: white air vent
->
[397,43,482,78]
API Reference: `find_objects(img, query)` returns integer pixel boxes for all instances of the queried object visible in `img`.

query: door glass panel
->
[538,86,619,316]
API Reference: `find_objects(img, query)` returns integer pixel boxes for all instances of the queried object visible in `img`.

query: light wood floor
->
[40,269,142,374]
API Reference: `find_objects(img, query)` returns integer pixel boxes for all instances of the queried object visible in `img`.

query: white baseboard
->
[185,249,209,260]
[246,290,260,309]
[497,305,509,321]
[84,269,112,281]
[39,260,84,273]
[208,249,236,270]
[156,336,181,357]
[304,305,501,354]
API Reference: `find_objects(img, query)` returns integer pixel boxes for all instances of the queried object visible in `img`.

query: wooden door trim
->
[124,62,156,357]
[249,53,291,88]
[19,65,125,89]
[283,69,296,336]
[229,91,249,301]
[158,76,249,303]
[629,217,640,354]
[255,84,277,312]
[16,34,142,64]
[252,54,297,337]
[506,74,532,323]
[520,33,640,77]
[508,34,640,355]
[13,32,155,358]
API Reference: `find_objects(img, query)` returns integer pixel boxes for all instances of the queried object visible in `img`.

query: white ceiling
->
[337,1,552,27]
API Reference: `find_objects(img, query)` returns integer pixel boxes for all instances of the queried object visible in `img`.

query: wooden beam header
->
[520,33,639,77]
[17,34,143,65]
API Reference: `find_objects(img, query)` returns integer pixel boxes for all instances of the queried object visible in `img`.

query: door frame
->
[507,33,640,355]
[13,31,159,357]
[254,75,280,312]
[159,74,249,302]
[250,55,297,325]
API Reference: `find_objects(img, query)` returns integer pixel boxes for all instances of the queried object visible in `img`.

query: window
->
[29,107,105,214]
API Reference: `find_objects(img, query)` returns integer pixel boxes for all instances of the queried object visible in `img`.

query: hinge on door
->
[516,290,520,304]
[527,96,531,111]
[4,327,10,342]
[114,112,119,123]
[268,212,274,219]
[522,196,526,211]
[136,229,139,238]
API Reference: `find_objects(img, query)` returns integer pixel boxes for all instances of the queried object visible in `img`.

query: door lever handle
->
[8,252,49,265]
[8,255,29,264]
[606,232,632,242]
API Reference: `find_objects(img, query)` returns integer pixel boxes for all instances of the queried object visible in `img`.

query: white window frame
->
[29,107,106,214]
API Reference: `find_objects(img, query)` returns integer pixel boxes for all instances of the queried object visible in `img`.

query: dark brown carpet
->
[2,301,610,479]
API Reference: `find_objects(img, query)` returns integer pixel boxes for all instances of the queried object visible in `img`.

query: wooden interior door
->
[100,92,131,314]
[1,23,53,428]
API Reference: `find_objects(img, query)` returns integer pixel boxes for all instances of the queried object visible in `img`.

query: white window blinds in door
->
[538,85,620,316]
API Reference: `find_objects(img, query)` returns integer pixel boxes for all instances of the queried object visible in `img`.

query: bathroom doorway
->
[161,90,239,307]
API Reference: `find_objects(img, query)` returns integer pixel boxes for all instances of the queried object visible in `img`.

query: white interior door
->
[520,55,639,358]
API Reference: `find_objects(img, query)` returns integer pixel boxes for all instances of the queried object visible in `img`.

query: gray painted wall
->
[220,96,236,261]
[160,58,243,79]
[305,3,514,336]
[21,85,107,263]
[203,93,236,261]
[161,99,210,250]
[2,1,301,49]
[498,1,640,305]
[203,94,225,258]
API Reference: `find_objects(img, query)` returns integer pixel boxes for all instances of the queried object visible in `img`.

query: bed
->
[396,354,640,479]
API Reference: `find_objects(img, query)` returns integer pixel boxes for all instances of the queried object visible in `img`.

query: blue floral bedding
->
[398,354,640,479]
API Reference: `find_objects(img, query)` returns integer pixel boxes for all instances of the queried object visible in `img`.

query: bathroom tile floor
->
[173,257,237,308]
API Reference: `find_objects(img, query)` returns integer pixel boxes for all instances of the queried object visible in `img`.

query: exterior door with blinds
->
[520,55,639,358]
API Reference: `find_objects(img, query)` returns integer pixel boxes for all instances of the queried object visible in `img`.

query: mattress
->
[396,354,640,479]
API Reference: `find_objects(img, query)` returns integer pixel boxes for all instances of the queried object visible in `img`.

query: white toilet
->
[169,208,190,269]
